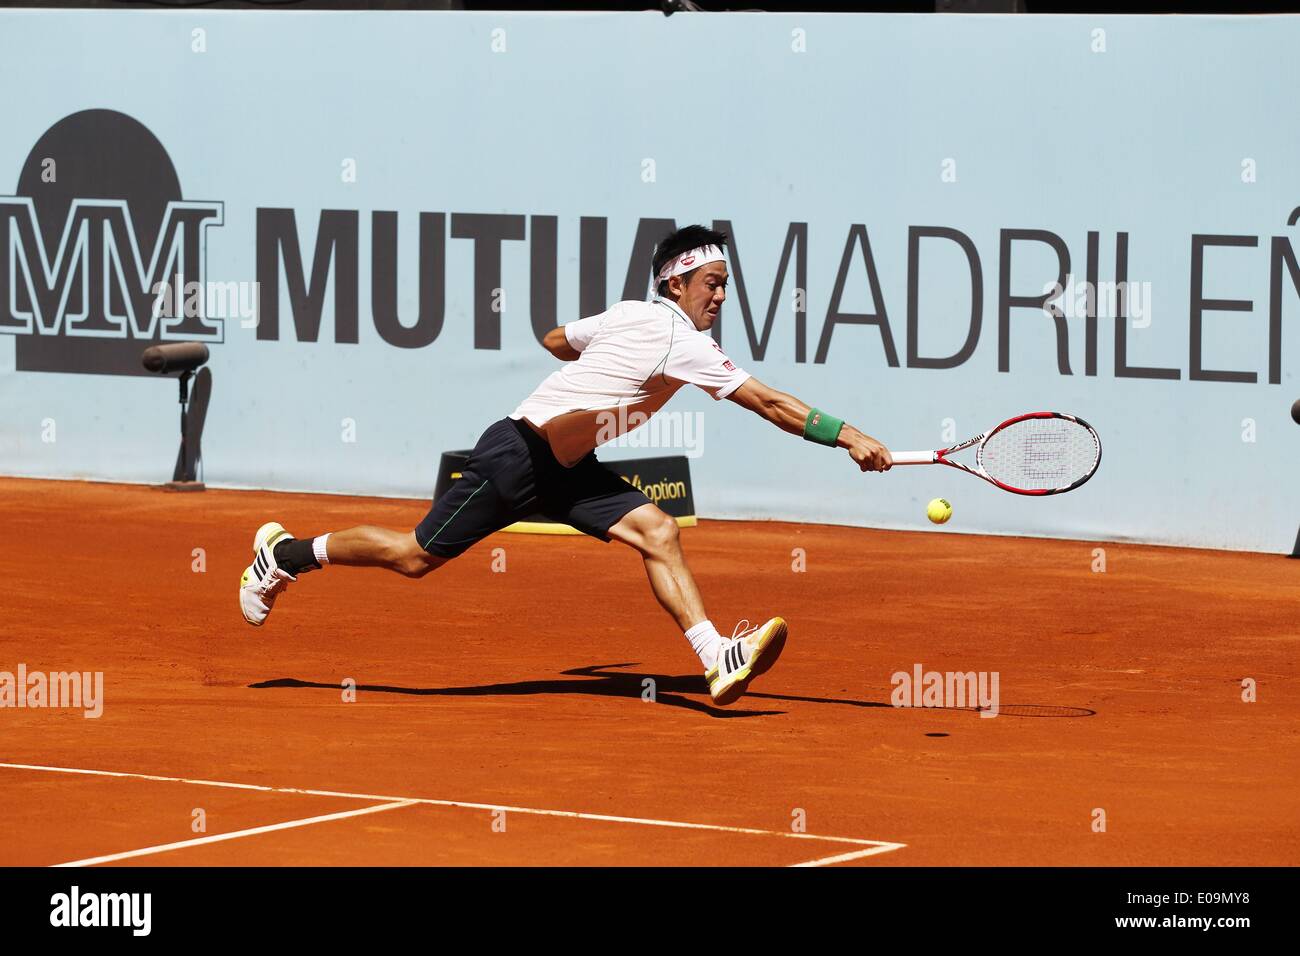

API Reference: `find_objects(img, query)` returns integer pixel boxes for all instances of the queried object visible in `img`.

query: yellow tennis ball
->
[926,497,952,525]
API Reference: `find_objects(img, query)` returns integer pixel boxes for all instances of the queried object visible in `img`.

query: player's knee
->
[641,509,680,555]
[398,546,443,578]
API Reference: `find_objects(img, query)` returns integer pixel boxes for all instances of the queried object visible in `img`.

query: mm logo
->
[0,109,223,376]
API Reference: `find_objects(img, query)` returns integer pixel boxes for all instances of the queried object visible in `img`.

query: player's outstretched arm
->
[542,326,581,361]
[727,377,892,472]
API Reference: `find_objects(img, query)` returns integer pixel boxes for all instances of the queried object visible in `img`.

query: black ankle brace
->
[274,537,320,575]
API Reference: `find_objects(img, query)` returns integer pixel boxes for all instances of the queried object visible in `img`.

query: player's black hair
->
[652,224,729,297]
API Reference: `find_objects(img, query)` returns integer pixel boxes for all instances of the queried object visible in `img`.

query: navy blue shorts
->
[415,417,652,559]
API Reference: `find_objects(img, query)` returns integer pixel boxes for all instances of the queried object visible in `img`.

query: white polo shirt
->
[510,297,751,466]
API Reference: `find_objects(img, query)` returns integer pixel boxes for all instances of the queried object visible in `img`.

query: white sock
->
[312,534,331,567]
[684,620,724,670]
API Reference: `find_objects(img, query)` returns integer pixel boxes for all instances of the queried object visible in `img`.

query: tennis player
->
[239,225,892,706]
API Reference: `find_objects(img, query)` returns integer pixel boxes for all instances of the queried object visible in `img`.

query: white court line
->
[53,801,417,867]
[1,761,906,865]
[790,845,902,867]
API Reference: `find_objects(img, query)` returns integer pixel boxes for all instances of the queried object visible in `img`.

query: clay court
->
[2,476,1295,867]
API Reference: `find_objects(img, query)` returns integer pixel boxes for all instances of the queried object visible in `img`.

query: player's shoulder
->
[677,321,728,352]
[670,324,741,373]
[608,299,658,320]
[597,299,677,334]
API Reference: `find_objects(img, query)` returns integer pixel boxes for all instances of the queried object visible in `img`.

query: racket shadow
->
[958,704,1096,718]
[737,692,1096,717]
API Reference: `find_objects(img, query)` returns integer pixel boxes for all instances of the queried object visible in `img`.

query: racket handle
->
[890,450,937,465]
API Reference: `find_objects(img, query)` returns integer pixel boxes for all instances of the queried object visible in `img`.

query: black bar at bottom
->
[2,867,1289,942]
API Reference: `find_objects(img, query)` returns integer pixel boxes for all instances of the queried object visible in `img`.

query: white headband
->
[655,243,726,288]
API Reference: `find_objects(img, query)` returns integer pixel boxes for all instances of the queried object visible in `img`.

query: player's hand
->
[847,433,892,473]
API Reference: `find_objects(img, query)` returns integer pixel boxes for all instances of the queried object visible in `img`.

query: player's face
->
[675,263,729,331]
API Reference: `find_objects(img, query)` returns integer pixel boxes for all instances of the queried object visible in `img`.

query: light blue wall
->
[1,11,1297,552]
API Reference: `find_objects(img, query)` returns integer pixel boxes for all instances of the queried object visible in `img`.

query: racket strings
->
[977,417,1099,491]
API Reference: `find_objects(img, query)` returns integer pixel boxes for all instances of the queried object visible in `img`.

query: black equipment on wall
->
[140,342,211,491]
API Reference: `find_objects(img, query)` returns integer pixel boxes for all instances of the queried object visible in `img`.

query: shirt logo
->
[708,339,736,370]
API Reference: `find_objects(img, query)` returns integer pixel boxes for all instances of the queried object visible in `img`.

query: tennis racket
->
[892,412,1101,496]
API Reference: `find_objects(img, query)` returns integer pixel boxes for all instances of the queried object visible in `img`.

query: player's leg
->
[554,462,788,705]
[605,503,706,630]
[239,522,454,627]
[239,418,537,625]
[316,527,444,577]
[608,505,787,705]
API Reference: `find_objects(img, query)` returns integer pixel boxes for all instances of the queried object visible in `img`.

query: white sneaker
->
[705,617,788,706]
[239,521,297,626]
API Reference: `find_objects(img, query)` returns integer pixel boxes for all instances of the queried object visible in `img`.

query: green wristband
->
[803,408,844,446]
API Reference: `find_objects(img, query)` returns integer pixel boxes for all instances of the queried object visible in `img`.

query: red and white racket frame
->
[891,411,1102,496]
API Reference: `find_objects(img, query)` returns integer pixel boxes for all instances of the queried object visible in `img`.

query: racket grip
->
[890,450,937,465]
